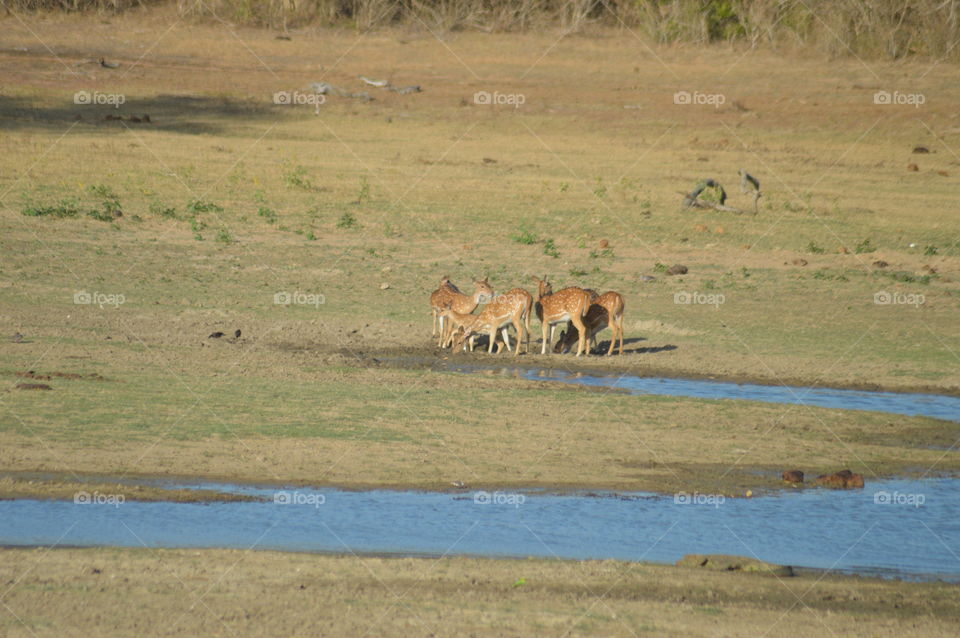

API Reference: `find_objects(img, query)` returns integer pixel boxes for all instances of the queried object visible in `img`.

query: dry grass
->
[2,547,959,637]
[1,14,959,492]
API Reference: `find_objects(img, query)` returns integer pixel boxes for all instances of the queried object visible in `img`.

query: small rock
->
[912,146,930,154]
[598,239,609,248]
[714,226,725,234]
[791,258,808,267]
[482,157,497,164]
[234,329,241,339]
[907,163,919,172]
[666,264,688,276]
[380,283,390,290]
[782,470,804,483]
[838,246,849,254]
[693,224,708,233]
[922,265,938,274]
[937,170,949,177]
[872,260,889,268]
[639,275,656,283]
[208,331,224,339]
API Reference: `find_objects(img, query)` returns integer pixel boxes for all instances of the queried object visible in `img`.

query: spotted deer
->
[554,290,625,355]
[531,276,591,356]
[448,288,533,356]
[429,276,493,348]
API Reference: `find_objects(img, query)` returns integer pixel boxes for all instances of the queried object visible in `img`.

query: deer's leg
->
[541,321,549,355]
[437,315,446,347]
[572,315,588,357]
[501,327,512,353]
[618,315,625,354]
[606,318,616,355]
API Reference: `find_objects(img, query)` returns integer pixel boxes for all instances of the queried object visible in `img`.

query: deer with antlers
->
[443,288,533,355]
[532,276,592,356]
[429,276,493,348]
[554,290,625,355]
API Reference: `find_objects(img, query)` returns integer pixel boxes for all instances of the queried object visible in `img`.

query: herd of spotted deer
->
[429,276,625,357]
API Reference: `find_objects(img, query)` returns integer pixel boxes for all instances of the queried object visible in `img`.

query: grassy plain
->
[2,10,960,637]
[3,547,960,637]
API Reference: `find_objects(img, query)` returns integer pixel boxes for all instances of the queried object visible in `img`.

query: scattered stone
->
[838,246,849,254]
[208,331,225,339]
[666,264,688,276]
[907,163,919,172]
[234,329,242,339]
[693,224,708,232]
[815,469,864,489]
[912,146,930,153]
[275,35,292,40]
[598,239,609,249]
[10,333,23,343]
[714,226,725,234]
[639,275,656,283]
[872,260,889,268]
[937,170,949,177]
[922,265,938,274]
[16,383,52,390]
[791,258,808,267]
[482,157,497,164]
[676,554,794,577]
[782,470,804,484]
[380,283,390,290]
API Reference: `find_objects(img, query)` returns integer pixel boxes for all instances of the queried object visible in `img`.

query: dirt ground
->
[2,547,959,637]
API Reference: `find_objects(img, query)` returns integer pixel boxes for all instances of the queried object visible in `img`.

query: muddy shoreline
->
[343,347,960,398]
[3,467,958,503]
